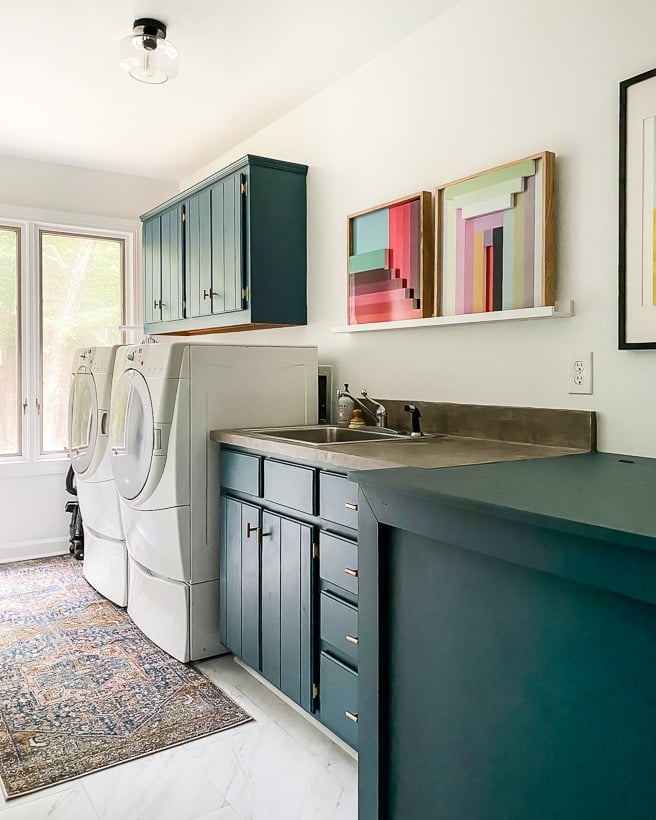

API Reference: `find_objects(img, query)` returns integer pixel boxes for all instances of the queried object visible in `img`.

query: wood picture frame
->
[435,151,555,318]
[346,192,433,325]
[619,68,656,348]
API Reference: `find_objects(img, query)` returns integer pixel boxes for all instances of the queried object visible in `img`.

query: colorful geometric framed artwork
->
[347,192,433,325]
[436,152,555,318]
[619,67,656,348]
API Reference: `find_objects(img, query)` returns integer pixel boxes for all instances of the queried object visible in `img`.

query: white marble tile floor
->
[0,656,358,820]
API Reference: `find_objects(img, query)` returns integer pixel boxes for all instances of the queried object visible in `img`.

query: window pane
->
[40,232,123,454]
[0,227,20,456]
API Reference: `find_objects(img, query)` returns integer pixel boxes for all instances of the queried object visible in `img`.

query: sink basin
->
[244,425,406,446]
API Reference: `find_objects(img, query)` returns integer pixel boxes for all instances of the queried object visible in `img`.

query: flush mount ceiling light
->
[119,18,178,84]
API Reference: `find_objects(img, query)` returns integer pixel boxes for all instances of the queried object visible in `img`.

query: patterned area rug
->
[0,555,252,799]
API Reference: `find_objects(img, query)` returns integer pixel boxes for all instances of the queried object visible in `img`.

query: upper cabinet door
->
[160,205,184,322]
[210,171,245,314]
[185,188,212,318]
[142,216,162,325]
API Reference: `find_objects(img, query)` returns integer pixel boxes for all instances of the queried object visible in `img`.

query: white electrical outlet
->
[568,351,593,394]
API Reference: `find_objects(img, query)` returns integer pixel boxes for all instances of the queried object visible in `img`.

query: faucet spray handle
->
[404,404,423,436]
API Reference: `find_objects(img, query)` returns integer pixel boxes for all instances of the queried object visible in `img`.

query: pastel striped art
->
[438,153,555,316]
[348,194,429,324]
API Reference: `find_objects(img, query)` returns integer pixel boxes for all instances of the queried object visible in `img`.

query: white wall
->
[0,156,177,562]
[181,0,656,458]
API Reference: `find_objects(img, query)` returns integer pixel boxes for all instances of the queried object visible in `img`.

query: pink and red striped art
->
[348,196,426,324]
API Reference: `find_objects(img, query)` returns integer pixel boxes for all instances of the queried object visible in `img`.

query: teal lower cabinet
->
[219,445,359,747]
[353,453,656,820]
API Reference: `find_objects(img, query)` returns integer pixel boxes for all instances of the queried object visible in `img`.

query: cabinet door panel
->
[261,511,281,687]
[211,172,243,314]
[240,501,261,670]
[185,189,212,318]
[221,496,242,654]
[143,217,161,325]
[280,517,312,711]
[160,205,183,321]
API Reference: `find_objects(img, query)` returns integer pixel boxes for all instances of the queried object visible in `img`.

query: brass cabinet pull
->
[153,299,160,309]
[344,502,358,511]
[344,567,358,578]
[346,635,359,645]
[203,288,213,300]
[260,531,272,539]
[246,523,259,538]
[345,711,359,723]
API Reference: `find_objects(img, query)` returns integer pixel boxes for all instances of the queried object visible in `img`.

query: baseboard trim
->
[0,538,69,565]
[232,656,358,761]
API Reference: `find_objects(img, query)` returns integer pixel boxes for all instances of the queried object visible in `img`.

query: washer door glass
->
[110,369,154,501]
[69,372,98,475]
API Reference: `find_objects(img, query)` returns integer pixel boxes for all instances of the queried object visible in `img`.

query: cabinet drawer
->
[263,460,315,514]
[320,652,358,749]
[320,592,358,667]
[221,450,260,496]
[320,472,358,528]
[319,532,358,596]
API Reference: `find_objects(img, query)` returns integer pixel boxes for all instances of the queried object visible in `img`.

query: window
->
[0,227,20,457]
[0,211,138,468]
[40,231,124,454]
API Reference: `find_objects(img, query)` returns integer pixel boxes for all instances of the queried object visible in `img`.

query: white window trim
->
[0,204,141,477]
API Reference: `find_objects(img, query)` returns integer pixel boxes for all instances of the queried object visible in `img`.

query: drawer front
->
[319,531,358,596]
[320,592,358,667]
[320,652,358,749]
[263,460,315,514]
[221,449,260,496]
[320,472,358,529]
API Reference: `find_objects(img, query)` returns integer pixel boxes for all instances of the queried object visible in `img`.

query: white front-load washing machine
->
[109,342,318,662]
[68,345,127,606]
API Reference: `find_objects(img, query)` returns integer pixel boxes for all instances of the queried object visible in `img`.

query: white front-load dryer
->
[69,345,127,606]
[110,342,318,662]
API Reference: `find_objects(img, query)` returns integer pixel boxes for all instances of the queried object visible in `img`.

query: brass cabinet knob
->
[346,635,359,645]
[344,567,358,578]
[344,502,358,511]
[345,711,359,723]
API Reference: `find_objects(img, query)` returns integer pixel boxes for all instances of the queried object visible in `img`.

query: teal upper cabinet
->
[141,155,308,335]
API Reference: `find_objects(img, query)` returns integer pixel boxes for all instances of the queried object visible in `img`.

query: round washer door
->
[110,369,154,501]
[68,372,98,476]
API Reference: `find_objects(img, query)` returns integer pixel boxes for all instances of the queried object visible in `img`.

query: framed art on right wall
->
[435,151,555,318]
[619,67,656,348]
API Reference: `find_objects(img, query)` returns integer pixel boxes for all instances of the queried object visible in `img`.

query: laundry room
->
[2,1,656,818]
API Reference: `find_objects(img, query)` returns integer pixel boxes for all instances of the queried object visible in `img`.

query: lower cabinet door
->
[320,651,358,749]
[261,511,313,712]
[220,496,260,670]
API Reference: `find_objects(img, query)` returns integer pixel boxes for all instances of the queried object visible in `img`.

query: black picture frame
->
[619,66,656,349]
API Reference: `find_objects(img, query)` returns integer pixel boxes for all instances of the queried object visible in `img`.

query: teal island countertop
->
[351,451,656,551]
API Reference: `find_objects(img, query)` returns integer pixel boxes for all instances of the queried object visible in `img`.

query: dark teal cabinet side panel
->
[248,163,307,326]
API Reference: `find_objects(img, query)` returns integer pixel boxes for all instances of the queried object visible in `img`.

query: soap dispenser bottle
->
[337,384,354,426]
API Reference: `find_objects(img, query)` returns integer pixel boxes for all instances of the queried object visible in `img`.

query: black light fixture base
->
[133,18,167,41]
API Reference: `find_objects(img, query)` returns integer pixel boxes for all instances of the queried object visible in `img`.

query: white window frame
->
[0,203,141,478]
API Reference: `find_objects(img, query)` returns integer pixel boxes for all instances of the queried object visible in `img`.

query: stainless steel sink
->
[244,425,406,446]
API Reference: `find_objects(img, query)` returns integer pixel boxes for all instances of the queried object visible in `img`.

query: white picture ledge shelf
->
[331,299,573,334]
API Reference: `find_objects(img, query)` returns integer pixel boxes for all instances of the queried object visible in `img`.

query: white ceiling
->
[0,1,461,181]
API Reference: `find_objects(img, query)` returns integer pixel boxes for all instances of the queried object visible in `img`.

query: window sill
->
[0,458,69,480]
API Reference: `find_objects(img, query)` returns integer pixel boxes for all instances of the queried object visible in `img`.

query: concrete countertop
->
[210,428,589,472]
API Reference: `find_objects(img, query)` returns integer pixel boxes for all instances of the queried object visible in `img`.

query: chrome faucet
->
[335,386,388,428]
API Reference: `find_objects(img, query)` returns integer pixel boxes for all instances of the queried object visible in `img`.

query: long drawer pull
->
[345,711,359,723]
[346,634,359,645]
[344,567,358,578]
[344,502,358,511]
